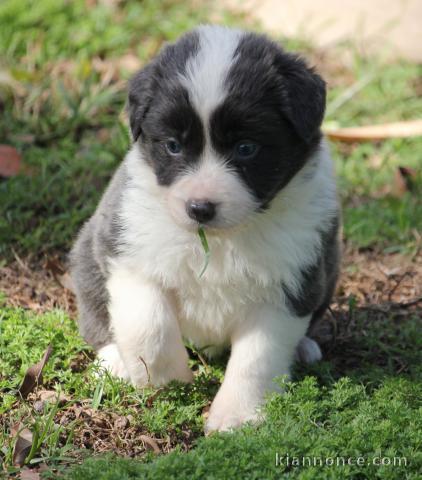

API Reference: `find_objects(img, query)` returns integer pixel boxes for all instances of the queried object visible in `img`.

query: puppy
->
[70,25,340,432]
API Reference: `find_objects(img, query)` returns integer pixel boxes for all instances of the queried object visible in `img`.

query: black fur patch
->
[283,216,340,319]
[209,32,325,206]
[141,85,205,186]
[128,31,204,185]
[69,218,112,350]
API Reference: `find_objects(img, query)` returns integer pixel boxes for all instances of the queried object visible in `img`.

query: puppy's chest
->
[126,224,296,344]
[170,249,284,346]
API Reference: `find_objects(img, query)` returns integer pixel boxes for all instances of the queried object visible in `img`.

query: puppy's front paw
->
[130,356,194,388]
[205,389,261,433]
[97,344,130,381]
[166,362,194,385]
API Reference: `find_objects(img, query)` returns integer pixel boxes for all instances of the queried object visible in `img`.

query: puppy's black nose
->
[186,200,216,223]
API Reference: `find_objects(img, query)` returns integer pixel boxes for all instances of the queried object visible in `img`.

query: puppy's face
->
[128,26,326,231]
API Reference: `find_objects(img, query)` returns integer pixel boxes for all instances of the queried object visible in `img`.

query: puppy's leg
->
[107,265,193,387]
[205,304,309,433]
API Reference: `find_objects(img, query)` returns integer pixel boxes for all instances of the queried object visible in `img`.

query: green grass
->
[1,303,421,478]
[1,0,421,478]
[67,377,422,480]
[326,57,422,252]
[325,61,422,253]
[0,305,224,474]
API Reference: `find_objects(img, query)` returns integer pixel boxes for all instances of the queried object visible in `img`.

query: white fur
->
[97,343,130,380]
[118,139,336,293]
[205,304,310,432]
[181,25,241,123]
[104,139,337,430]
[106,264,193,386]
[167,147,259,230]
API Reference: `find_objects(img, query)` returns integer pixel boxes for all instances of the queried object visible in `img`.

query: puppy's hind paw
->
[295,336,322,364]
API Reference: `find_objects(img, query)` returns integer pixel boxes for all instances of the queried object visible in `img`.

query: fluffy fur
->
[70,25,340,432]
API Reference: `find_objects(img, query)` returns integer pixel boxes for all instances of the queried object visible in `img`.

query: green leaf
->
[197,225,210,278]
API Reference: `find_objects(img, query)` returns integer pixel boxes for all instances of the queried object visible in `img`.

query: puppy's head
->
[128,25,326,231]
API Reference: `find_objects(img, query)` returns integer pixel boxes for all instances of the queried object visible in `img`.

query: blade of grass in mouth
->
[198,225,210,278]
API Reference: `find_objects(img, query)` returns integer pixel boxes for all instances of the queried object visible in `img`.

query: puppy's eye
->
[165,139,182,155]
[235,141,259,159]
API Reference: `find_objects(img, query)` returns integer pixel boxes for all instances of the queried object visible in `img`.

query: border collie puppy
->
[70,25,340,432]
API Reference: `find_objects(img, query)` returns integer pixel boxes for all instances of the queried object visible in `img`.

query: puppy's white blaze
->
[181,25,241,122]
[167,150,258,229]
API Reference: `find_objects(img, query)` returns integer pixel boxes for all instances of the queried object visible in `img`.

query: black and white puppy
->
[70,25,340,432]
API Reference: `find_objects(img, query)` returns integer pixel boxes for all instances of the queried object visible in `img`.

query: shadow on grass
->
[294,300,422,388]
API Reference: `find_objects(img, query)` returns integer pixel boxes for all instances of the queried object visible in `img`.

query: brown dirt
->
[0,254,76,315]
[310,244,422,376]
[336,244,420,306]
[1,245,420,319]
[53,401,195,458]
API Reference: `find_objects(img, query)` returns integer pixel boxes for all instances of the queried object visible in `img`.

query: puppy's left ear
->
[127,62,157,142]
[275,52,326,143]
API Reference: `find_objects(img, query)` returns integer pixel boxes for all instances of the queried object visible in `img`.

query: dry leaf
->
[324,120,422,142]
[202,403,211,420]
[44,256,65,277]
[391,166,418,198]
[20,469,41,480]
[37,389,70,405]
[0,144,21,177]
[145,388,164,408]
[0,260,77,315]
[114,416,129,429]
[139,434,160,454]
[11,423,33,467]
[18,345,53,399]
[58,272,75,292]
[44,257,75,292]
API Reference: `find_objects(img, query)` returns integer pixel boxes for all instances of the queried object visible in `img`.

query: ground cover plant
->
[0,0,421,478]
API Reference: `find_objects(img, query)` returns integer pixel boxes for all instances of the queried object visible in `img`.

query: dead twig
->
[388,272,411,301]
[138,356,151,384]
[359,297,421,313]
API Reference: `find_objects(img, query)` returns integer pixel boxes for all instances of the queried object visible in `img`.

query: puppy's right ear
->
[127,63,156,141]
